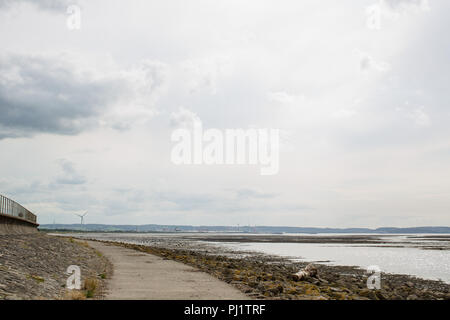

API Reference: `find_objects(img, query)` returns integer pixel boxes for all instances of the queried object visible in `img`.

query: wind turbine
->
[75,211,88,227]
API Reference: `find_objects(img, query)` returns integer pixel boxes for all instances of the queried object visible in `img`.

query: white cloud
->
[0,0,76,12]
[268,91,305,105]
[408,107,432,127]
[332,109,357,119]
[170,107,202,129]
[181,55,232,95]
[381,0,430,13]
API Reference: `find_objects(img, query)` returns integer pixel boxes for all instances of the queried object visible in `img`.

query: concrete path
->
[87,241,249,300]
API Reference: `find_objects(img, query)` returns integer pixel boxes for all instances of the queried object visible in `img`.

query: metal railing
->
[0,194,37,224]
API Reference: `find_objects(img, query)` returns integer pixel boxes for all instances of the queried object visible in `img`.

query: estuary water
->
[217,240,450,283]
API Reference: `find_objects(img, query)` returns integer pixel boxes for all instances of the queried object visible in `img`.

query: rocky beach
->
[64,232,450,300]
[2,231,449,300]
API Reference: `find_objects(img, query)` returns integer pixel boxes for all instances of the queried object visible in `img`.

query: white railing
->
[0,194,37,224]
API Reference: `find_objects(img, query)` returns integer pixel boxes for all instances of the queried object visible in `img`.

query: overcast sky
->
[1,0,449,227]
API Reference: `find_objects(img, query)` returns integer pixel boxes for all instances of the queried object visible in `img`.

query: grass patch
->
[28,275,45,283]
[84,278,98,298]
[78,241,90,248]
[64,277,100,300]
[65,290,86,300]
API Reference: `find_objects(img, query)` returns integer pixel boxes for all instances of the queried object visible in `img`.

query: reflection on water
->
[219,241,450,283]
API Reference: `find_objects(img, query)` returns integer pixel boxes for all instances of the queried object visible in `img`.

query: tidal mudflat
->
[60,232,450,300]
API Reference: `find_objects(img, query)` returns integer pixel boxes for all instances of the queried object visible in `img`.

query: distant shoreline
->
[39,225,450,234]
[48,231,450,250]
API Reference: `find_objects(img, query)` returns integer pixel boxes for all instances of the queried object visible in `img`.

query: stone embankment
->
[0,215,38,235]
[0,233,112,300]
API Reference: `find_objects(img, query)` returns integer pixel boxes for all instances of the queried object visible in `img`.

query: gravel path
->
[87,241,249,300]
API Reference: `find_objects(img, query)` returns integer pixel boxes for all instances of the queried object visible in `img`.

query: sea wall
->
[0,214,39,235]
[0,194,38,235]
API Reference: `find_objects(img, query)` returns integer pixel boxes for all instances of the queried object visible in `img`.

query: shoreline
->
[86,238,450,300]
[2,232,448,300]
[58,232,450,282]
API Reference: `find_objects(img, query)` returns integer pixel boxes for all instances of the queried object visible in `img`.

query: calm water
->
[218,241,450,283]
[65,232,450,283]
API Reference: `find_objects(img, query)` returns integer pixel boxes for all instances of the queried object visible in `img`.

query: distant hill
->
[39,224,450,234]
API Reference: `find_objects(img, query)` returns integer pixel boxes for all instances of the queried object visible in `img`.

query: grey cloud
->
[0,179,45,201]
[95,60,169,132]
[0,54,127,139]
[147,189,305,215]
[0,177,95,219]
[235,188,278,200]
[101,197,143,217]
[54,159,86,185]
[152,191,216,212]
[355,50,390,73]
